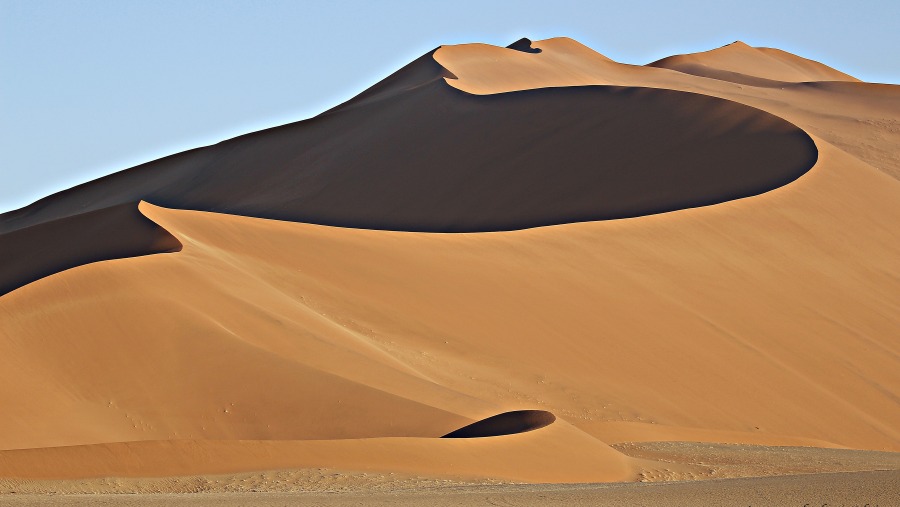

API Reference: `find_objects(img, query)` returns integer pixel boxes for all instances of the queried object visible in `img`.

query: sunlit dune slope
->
[647,41,861,85]
[2,140,899,464]
[0,420,634,483]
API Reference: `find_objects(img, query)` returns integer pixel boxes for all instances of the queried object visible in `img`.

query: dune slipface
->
[1,37,899,488]
[0,203,181,295]
[0,57,818,292]
[0,52,816,235]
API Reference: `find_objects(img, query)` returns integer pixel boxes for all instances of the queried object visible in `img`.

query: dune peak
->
[648,39,859,84]
[506,37,542,53]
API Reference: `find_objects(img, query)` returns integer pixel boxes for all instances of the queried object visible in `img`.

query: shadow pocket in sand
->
[442,410,556,438]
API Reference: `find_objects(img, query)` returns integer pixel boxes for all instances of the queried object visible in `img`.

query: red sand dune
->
[0,37,898,484]
[0,58,815,236]
[647,41,861,85]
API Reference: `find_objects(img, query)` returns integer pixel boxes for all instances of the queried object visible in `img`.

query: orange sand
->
[1,38,898,483]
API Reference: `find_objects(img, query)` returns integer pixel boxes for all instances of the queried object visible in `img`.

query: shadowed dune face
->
[0,81,817,233]
[442,411,556,438]
[0,203,181,296]
[507,38,542,53]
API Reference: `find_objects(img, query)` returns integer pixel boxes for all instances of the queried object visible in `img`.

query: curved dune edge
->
[0,421,635,483]
[3,48,817,234]
[433,37,858,94]
[432,38,900,182]
[0,202,181,297]
[137,144,900,452]
[442,410,556,438]
[647,41,861,84]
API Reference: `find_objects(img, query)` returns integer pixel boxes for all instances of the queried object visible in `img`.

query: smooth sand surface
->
[1,37,899,491]
[647,40,861,84]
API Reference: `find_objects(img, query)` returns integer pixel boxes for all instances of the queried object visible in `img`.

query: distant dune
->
[648,40,861,85]
[0,37,898,488]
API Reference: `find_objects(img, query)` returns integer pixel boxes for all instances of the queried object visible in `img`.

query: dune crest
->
[0,68,816,236]
[435,38,900,182]
[0,202,181,296]
[648,41,861,84]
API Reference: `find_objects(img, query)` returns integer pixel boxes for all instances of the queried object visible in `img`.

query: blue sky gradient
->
[2,0,897,213]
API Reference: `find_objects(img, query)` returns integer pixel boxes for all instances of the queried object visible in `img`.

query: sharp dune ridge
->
[1,36,899,490]
[0,203,182,295]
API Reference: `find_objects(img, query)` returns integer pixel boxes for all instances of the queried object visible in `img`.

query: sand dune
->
[1,37,899,488]
[436,37,900,180]
[648,41,861,84]
[0,203,180,295]
[1,39,824,292]
[442,411,556,438]
[0,55,815,236]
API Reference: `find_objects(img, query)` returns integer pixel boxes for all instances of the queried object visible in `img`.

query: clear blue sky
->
[2,0,898,213]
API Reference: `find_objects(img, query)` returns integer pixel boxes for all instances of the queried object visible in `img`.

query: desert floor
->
[1,470,897,507]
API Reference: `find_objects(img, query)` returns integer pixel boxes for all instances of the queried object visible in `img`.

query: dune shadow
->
[3,51,818,236]
[507,38,542,54]
[442,410,556,438]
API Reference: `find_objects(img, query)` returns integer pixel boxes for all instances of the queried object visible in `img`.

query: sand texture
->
[1,37,899,498]
[1,471,898,506]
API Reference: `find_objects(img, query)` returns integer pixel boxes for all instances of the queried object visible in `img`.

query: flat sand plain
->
[1,471,897,507]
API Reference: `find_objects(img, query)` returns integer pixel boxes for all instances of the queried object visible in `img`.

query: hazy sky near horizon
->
[2,0,898,213]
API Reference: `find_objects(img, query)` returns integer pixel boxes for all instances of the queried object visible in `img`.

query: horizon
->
[2,0,898,213]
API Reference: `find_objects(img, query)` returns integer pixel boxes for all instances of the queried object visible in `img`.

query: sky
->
[2,0,898,213]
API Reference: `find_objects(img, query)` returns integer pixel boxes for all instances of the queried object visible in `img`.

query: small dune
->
[442,410,556,438]
[0,202,181,296]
